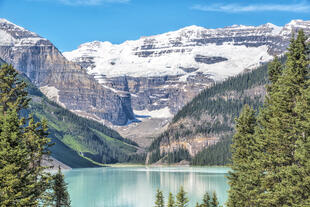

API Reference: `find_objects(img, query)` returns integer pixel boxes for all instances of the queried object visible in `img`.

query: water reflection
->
[64,167,230,207]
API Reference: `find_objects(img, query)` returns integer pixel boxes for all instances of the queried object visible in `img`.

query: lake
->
[64,166,230,207]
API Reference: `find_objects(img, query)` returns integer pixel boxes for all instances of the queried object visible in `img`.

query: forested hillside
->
[148,57,286,165]
[23,75,144,167]
[1,61,143,167]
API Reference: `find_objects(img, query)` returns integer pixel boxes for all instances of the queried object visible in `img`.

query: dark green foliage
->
[154,189,164,207]
[17,74,144,166]
[0,64,52,206]
[227,105,258,207]
[31,98,138,164]
[191,136,232,166]
[149,54,286,165]
[167,192,175,207]
[210,192,219,207]
[126,153,147,164]
[154,189,221,207]
[166,148,191,164]
[253,30,308,206]
[254,30,310,206]
[148,149,161,164]
[227,30,310,207]
[175,186,189,207]
[0,62,143,167]
[172,61,271,123]
[201,192,211,207]
[267,56,282,85]
[148,148,191,164]
[52,167,71,207]
[0,65,29,113]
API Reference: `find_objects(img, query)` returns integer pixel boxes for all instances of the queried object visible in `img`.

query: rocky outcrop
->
[0,19,134,125]
[64,20,310,124]
[105,75,213,114]
[160,137,219,157]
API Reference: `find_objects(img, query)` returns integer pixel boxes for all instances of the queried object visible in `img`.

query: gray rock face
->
[2,18,310,128]
[194,55,228,64]
[104,75,213,115]
[64,20,310,122]
[0,19,134,125]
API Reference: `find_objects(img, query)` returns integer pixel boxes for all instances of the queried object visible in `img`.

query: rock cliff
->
[64,20,310,124]
[0,19,134,125]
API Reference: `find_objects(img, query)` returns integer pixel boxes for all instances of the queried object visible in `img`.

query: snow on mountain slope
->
[64,41,271,81]
[63,20,310,123]
[63,23,284,81]
[0,18,135,126]
[64,20,310,82]
[0,18,48,46]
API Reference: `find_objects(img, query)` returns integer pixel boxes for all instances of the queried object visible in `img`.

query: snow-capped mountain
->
[0,18,48,47]
[63,20,310,119]
[63,23,282,81]
[0,18,134,125]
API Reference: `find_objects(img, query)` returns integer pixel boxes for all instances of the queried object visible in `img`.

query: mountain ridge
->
[63,19,310,147]
[0,18,135,126]
[1,18,310,150]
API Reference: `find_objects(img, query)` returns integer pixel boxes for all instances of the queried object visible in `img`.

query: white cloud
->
[191,1,310,13]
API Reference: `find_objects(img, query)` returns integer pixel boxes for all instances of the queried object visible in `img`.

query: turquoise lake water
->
[63,167,230,207]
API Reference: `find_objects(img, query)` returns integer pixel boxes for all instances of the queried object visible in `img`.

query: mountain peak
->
[0,19,47,46]
[264,22,280,28]
[78,40,112,49]
[0,18,12,24]
[180,25,206,31]
[287,19,305,26]
[0,18,29,32]
[263,23,282,35]
[284,19,310,29]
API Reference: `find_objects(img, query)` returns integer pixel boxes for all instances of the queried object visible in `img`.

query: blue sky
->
[1,0,310,51]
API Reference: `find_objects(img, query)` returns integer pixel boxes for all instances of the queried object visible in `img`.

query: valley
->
[0,18,309,167]
[1,0,310,206]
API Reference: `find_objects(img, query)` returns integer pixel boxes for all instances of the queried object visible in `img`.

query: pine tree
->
[52,166,71,207]
[226,105,258,207]
[227,30,310,207]
[201,192,211,207]
[154,189,164,207]
[294,81,310,206]
[175,186,189,207]
[0,109,30,206]
[267,56,283,86]
[0,64,52,206]
[167,192,175,207]
[210,192,219,207]
[255,30,310,206]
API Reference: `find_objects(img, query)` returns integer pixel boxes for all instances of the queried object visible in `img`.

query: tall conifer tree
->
[228,30,310,207]
[167,192,175,207]
[294,81,310,206]
[201,192,211,207]
[210,192,219,207]
[52,166,71,207]
[0,64,52,206]
[227,105,258,207]
[175,186,189,207]
[255,30,309,206]
[154,189,164,207]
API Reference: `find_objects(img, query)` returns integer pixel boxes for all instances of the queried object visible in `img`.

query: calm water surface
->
[64,167,230,207]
